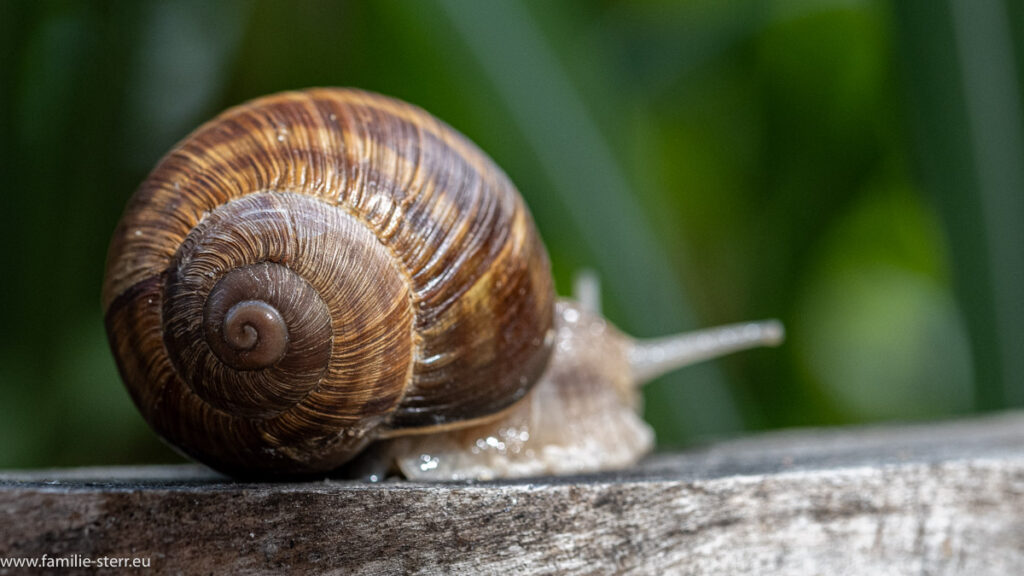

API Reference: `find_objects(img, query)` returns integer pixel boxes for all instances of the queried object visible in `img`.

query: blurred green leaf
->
[795,187,973,421]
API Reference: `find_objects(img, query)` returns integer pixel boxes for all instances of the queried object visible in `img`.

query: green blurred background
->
[1,0,1022,468]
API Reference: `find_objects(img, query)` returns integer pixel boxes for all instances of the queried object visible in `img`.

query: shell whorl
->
[103,89,555,475]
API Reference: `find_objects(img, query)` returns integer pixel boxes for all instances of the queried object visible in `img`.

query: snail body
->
[103,88,782,480]
[376,299,783,481]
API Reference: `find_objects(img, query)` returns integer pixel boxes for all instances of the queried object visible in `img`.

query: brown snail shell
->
[103,88,555,477]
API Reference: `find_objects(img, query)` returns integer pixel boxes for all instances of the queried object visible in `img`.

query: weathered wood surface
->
[2,412,1024,575]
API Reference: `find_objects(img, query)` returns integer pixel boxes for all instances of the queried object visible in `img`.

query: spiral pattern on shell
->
[102,89,555,476]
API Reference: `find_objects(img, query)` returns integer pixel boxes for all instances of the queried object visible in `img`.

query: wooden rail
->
[3,412,1024,574]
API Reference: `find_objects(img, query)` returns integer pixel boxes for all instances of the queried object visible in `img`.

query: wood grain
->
[3,412,1024,575]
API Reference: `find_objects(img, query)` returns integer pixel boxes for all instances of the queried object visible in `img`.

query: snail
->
[103,88,783,481]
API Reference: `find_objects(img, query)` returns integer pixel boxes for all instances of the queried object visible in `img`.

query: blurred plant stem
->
[432,0,745,441]
[892,0,1024,408]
